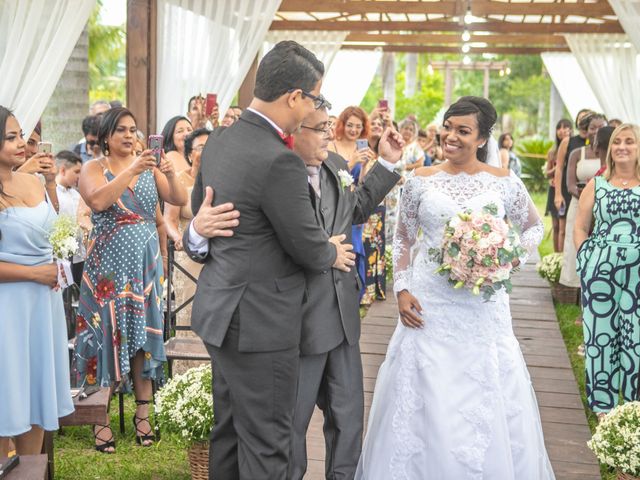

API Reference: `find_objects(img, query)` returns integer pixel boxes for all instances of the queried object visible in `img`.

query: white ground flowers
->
[588,401,640,475]
[536,252,563,284]
[155,364,213,444]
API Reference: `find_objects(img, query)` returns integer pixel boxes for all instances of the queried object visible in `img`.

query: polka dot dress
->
[75,168,166,389]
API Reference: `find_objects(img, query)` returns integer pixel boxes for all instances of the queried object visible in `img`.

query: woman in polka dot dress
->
[75,108,187,452]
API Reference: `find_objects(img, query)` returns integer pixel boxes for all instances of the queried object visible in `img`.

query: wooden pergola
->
[127,0,621,135]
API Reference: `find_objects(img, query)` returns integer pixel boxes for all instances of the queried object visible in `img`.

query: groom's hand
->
[398,290,424,328]
[193,186,240,238]
[378,127,405,164]
[329,234,356,272]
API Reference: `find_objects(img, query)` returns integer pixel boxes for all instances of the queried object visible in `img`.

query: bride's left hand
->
[397,290,424,328]
[511,258,521,268]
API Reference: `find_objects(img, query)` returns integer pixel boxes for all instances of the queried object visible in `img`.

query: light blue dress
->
[0,200,74,436]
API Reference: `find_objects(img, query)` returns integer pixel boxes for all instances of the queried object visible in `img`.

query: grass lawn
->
[530,191,614,480]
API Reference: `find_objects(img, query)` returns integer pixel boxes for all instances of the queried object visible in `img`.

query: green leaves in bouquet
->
[482,203,499,216]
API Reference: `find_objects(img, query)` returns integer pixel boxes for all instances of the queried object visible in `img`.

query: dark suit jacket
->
[182,110,337,353]
[300,152,400,355]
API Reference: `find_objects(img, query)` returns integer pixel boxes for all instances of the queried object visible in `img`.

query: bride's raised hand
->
[397,290,424,328]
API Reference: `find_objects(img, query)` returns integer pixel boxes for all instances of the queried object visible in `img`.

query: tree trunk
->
[42,27,89,153]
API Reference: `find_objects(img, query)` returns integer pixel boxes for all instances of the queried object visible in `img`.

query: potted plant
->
[155,364,213,480]
[536,252,578,303]
[588,402,640,479]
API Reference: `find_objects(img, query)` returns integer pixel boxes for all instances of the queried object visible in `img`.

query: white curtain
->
[540,52,603,121]
[565,34,640,123]
[322,49,383,116]
[263,30,347,73]
[607,0,640,52]
[156,0,282,130]
[0,0,95,136]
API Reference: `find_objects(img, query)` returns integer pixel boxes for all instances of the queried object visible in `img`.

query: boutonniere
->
[337,169,354,192]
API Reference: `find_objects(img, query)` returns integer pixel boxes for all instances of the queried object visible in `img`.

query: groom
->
[182,41,355,480]
[289,107,402,479]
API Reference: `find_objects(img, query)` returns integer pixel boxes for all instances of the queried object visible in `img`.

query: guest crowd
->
[1,83,639,464]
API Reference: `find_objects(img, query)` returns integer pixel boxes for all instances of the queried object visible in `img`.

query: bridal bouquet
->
[48,214,80,288]
[429,203,525,300]
[588,402,640,477]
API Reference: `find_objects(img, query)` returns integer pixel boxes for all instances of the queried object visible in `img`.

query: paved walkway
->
[304,255,601,479]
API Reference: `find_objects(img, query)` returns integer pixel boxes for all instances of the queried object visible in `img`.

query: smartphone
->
[38,141,52,154]
[147,135,163,165]
[356,139,369,151]
[0,455,20,479]
[558,202,566,216]
[435,133,441,145]
[205,93,218,117]
[378,99,388,110]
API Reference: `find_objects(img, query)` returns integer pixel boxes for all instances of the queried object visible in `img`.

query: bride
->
[356,97,555,479]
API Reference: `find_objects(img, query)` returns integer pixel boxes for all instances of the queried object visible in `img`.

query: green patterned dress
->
[577,176,640,412]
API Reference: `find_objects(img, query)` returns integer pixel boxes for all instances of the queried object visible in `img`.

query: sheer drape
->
[565,34,640,123]
[0,0,95,136]
[322,50,383,115]
[263,30,347,72]
[156,0,282,129]
[540,52,603,120]
[607,0,640,52]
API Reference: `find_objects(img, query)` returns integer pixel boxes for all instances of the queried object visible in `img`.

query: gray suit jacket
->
[182,110,337,353]
[300,152,400,355]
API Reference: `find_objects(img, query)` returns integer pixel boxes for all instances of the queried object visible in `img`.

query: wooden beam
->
[278,0,458,15]
[270,20,624,34]
[471,0,614,17]
[278,0,614,16]
[127,0,157,136]
[343,44,570,54]
[345,32,567,46]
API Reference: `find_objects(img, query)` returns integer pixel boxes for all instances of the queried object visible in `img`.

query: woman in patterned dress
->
[575,123,640,420]
[76,108,187,451]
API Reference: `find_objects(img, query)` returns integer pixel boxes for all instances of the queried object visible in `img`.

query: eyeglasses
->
[301,124,332,136]
[288,89,332,111]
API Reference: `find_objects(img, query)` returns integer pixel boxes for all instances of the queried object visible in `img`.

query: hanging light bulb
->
[462,30,471,42]
[461,43,471,53]
[427,62,434,75]
[499,69,505,77]
[505,67,512,75]
[463,55,472,65]
[463,9,473,24]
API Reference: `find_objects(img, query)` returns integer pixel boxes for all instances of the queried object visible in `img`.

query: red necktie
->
[279,132,295,150]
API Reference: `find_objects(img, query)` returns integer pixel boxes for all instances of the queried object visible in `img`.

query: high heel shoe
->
[133,399,156,447]
[93,424,116,454]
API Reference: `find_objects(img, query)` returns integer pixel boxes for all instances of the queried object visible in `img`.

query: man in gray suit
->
[182,41,355,480]
[289,108,402,479]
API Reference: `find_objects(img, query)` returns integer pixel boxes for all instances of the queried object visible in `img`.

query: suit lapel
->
[322,157,345,232]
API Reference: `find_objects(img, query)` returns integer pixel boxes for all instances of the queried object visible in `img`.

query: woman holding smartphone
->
[75,107,186,452]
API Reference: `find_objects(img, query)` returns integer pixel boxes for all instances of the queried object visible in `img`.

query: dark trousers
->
[289,341,364,480]
[204,313,300,480]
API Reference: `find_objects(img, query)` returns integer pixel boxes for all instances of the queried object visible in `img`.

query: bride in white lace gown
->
[356,97,555,480]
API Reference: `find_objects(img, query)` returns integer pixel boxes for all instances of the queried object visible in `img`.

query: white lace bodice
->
[393,170,543,297]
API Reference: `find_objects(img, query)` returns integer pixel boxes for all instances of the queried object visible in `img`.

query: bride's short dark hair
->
[443,96,497,163]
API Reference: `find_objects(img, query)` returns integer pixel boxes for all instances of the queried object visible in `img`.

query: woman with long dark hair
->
[161,115,193,173]
[356,96,553,479]
[545,118,572,251]
[0,106,74,457]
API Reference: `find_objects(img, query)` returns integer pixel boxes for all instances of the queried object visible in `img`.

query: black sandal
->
[93,424,116,454]
[133,399,156,446]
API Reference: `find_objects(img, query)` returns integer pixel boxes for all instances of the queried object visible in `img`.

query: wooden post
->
[238,54,258,109]
[127,0,157,136]
[483,67,490,98]
[444,64,454,107]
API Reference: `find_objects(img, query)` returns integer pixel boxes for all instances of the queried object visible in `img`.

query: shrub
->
[516,137,553,194]
[536,252,563,283]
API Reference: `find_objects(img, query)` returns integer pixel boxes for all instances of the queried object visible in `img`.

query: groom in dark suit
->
[182,41,355,479]
[288,108,402,479]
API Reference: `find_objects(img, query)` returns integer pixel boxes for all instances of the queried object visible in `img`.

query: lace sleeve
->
[392,176,423,294]
[505,173,543,265]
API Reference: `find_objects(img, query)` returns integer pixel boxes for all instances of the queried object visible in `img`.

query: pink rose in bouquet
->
[428,203,525,300]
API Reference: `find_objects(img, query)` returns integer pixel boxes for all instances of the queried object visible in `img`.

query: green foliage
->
[516,137,553,193]
[88,1,126,104]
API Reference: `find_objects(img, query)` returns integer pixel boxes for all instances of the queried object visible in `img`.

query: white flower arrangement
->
[48,214,79,259]
[337,169,354,190]
[588,402,640,476]
[155,364,213,445]
[536,252,563,284]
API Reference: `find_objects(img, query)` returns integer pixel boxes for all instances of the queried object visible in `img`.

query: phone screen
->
[378,99,388,110]
[356,139,369,151]
[205,93,218,117]
[147,135,163,165]
[38,142,52,154]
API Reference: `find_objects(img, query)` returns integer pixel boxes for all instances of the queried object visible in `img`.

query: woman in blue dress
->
[76,108,186,451]
[0,107,74,456]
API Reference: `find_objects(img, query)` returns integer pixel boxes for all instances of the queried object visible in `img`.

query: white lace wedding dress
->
[355,171,555,480]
